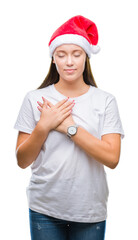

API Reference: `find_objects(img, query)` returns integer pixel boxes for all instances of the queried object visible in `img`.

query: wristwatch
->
[67,124,78,138]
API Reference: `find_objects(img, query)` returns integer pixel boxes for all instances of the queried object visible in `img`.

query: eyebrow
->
[56,50,66,54]
[56,49,82,54]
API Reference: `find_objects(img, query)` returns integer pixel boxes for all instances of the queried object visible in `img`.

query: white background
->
[0,0,138,239]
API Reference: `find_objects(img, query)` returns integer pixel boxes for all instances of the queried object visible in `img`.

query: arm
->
[64,126,121,169]
[62,96,123,169]
[16,97,74,169]
[16,122,50,169]
[37,97,122,169]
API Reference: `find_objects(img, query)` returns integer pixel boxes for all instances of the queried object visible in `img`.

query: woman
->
[14,15,124,240]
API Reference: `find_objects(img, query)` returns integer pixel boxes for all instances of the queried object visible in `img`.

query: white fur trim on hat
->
[91,44,101,54]
[49,34,100,58]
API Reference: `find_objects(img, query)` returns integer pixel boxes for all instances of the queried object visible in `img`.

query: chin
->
[62,74,83,82]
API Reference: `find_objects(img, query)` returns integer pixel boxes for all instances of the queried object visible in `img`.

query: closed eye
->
[74,54,81,57]
[57,55,65,58]
[73,51,82,57]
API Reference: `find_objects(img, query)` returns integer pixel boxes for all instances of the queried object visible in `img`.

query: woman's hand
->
[37,97,75,133]
[55,110,75,134]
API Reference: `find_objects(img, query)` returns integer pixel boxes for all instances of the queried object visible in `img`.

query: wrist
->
[66,124,79,137]
[36,121,51,135]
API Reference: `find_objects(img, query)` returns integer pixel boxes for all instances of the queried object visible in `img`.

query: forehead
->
[55,44,84,52]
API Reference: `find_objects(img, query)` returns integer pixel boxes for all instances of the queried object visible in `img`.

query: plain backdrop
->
[0,0,138,239]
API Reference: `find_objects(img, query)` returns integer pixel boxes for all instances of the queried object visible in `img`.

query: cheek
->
[54,61,62,74]
[53,59,64,74]
[54,62,59,73]
[83,60,86,70]
[78,59,86,73]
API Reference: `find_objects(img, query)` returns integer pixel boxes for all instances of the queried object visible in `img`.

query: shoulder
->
[25,85,52,101]
[91,86,116,106]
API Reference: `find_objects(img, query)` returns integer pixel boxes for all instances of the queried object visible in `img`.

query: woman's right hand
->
[37,97,75,132]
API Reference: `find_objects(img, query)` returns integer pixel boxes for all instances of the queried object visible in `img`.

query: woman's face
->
[53,44,86,83]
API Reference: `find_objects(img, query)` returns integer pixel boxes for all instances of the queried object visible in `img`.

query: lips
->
[64,69,76,74]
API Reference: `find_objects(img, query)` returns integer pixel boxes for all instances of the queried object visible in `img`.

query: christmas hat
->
[48,15,100,58]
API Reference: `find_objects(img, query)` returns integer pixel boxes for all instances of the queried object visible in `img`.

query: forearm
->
[70,126,120,169]
[16,123,49,169]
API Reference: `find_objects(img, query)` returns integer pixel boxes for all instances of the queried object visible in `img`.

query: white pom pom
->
[91,45,101,54]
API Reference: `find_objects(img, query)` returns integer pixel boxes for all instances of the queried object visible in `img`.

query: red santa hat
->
[48,15,100,58]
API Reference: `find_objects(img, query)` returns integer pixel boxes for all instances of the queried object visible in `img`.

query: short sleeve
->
[101,96,125,139]
[14,92,36,134]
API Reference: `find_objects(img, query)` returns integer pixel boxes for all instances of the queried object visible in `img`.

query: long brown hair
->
[37,56,97,89]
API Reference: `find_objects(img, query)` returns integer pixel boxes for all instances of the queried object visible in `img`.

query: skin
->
[52,44,89,97]
[16,44,121,169]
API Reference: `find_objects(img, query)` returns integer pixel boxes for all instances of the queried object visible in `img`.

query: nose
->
[66,55,73,66]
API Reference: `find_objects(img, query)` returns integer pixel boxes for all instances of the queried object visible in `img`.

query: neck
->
[54,78,90,98]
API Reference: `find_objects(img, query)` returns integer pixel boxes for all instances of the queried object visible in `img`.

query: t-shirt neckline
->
[50,84,93,102]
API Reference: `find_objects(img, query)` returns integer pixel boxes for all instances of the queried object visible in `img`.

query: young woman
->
[14,15,124,240]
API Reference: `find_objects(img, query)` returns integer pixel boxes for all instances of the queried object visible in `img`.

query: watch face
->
[68,126,77,135]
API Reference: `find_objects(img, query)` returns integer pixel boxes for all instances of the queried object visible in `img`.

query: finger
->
[37,101,43,108]
[61,102,75,113]
[55,97,69,108]
[57,104,74,123]
[42,97,54,108]
[60,100,75,111]
[42,97,47,108]
[59,109,72,122]
[37,100,50,109]
[37,106,42,112]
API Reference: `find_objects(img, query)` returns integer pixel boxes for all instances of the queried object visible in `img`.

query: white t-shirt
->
[14,84,124,223]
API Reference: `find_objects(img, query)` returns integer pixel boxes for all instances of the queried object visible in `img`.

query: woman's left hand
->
[37,97,75,134]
